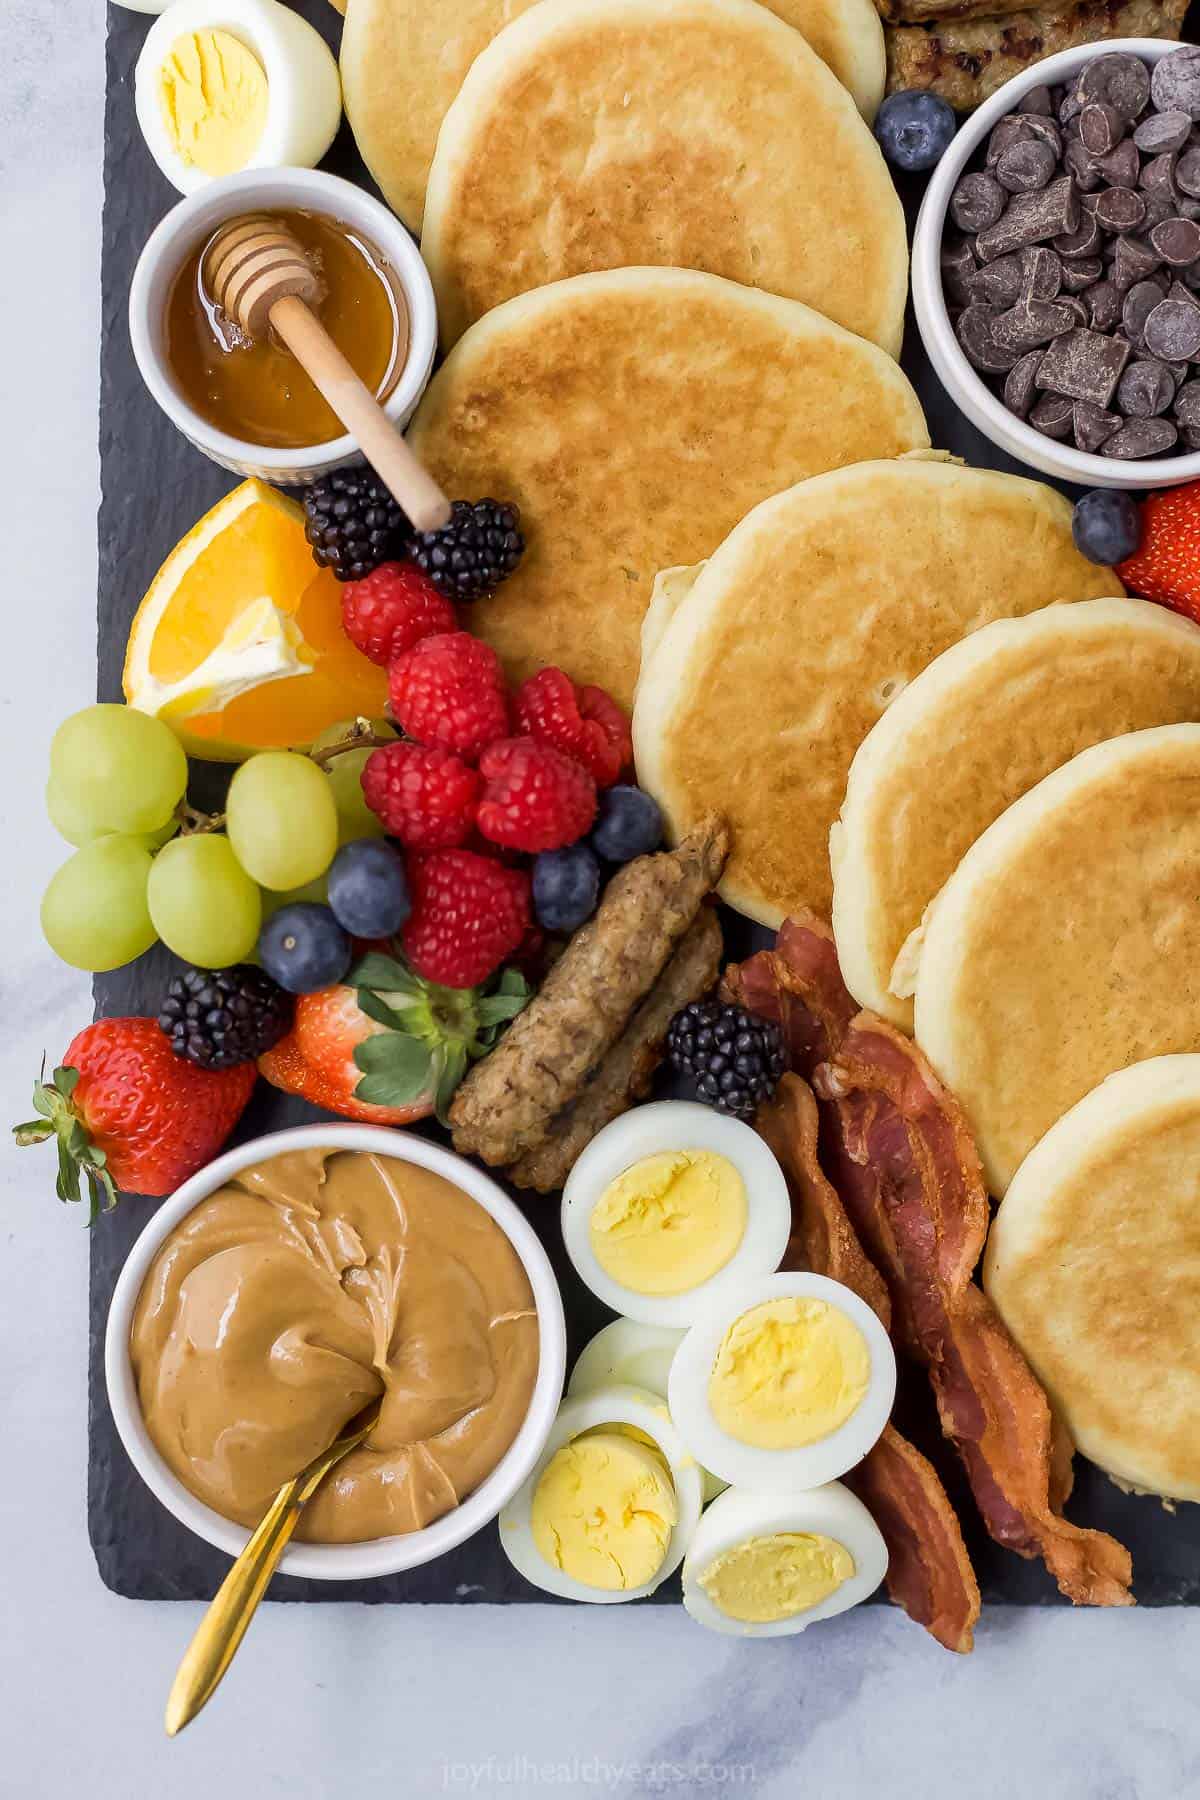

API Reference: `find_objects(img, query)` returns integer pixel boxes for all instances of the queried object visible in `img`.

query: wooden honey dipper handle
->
[204,217,451,535]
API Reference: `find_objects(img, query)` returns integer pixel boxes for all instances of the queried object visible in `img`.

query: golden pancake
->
[632,458,1118,929]
[405,269,928,708]
[915,724,1200,1197]
[421,0,906,351]
[341,0,886,233]
[985,1055,1200,1502]
[834,598,1196,1031]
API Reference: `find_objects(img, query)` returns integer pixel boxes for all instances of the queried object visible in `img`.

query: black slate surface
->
[90,0,1200,1606]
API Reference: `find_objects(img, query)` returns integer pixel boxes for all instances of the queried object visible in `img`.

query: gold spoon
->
[165,1396,383,1737]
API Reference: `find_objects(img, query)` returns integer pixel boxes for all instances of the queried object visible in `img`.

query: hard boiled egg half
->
[682,1482,888,1637]
[135,0,342,194]
[561,1102,791,1328]
[498,1384,703,1603]
[668,1272,896,1493]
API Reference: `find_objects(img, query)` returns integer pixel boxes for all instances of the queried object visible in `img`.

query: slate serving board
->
[90,0,1200,1605]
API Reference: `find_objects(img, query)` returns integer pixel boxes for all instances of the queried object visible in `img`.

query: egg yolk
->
[158,29,269,178]
[697,1532,855,1623]
[707,1296,870,1449]
[588,1149,747,1295]
[530,1431,678,1591]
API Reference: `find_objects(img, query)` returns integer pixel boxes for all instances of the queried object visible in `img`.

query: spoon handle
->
[164,1476,305,1737]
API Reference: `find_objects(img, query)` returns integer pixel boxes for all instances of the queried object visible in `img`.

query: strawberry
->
[1117,484,1200,622]
[259,951,530,1120]
[514,668,632,787]
[388,631,509,762]
[360,741,482,848]
[476,736,597,852]
[14,1018,256,1218]
[341,562,457,666]
[402,850,532,987]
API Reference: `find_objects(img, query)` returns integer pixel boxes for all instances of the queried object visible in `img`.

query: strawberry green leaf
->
[355,989,417,1033]
[12,1119,53,1146]
[434,1044,469,1125]
[352,1032,434,1106]
[349,954,422,996]
[475,993,529,1028]
[53,1065,80,1101]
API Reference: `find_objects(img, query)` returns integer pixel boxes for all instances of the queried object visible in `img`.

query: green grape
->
[147,834,262,968]
[47,776,181,849]
[311,719,395,845]
[49,705,187,838]
[226,750,339,891]
[41,836,157,971]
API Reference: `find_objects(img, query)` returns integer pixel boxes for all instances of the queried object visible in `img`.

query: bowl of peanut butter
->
[104,1125,566,1579]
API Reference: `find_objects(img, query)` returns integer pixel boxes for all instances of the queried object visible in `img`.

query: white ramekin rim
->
[104,1122,567,1581]
[128,167,438,483]
[912,39,1200,491]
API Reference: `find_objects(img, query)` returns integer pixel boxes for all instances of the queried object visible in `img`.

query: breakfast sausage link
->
[449,813,730,1166]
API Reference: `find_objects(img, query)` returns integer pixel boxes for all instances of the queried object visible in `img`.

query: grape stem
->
[175,802,226,837]
[308,717,399,770]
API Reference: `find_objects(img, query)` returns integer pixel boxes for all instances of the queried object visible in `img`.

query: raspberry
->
[476,736,597,853]
[514,668,632,788]
[341,562,457,666]
[388,632,509,762]
[360,742,481,849]
[401,850,531,988]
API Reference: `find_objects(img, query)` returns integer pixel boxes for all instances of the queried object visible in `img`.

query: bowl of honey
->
[129,167,438,485]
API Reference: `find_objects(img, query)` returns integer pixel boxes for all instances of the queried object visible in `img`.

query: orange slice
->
[123,478,389,761]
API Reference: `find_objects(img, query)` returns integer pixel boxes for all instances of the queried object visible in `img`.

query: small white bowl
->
[105,1123,567,1581]
[913,39,1200,490]
[129,167,438,485]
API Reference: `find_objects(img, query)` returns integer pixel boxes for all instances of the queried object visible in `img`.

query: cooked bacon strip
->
[758,1076,980,1653]
[728,916,1133,1609]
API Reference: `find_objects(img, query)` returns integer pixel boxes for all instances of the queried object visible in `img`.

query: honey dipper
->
[204,215,451,533]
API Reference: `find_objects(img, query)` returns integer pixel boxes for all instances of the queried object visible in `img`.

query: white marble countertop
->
[3,5,1199,1793]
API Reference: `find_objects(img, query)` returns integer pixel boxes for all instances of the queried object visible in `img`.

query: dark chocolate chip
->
[950,171,1006,234]
[1073,401,1123,451]
[1116,357,1176,416]
[1004,350,1043,416]
[1180,198,1200,222]
[941,235,979,304]
[1176,147,1200,198]
[1061,257,1104,291]
[1018,114,1064,155]
[1095,141,1140,191]
[1058,295,1090,327]
[1124,279,1168,341]
[1024,84,1053,117]
[1140,151,1180,201]
[976,175,1079,260]
[1029,392,1076,438]
[1111,234,1162,292]
[1036,326,1131,405]
[1079,53,1151,123]
[956,304,1023,373]
[1143,296,1200,360]
[1180,423,1200,449]
[1095,186,1147,232]
[1150,216,1200,266]
[1173,377,1200,425]
[986,116,1036,167]
[1020,245,1063,299]
[1060,90,1083,125]
[1054,212,1103,258]
[1142,194,1177,230]
[996,139,1058,193]
[1102,417,1179,456]
[1151,47,1200,122]
[1134,110,1192,155]
[1167,277,1200,309]
[1080,102,1124,156]
[1065,139,1103,192]
[1083,278,1122,329]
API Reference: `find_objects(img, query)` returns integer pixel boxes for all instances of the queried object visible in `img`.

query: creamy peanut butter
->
[130,1148,539,1542]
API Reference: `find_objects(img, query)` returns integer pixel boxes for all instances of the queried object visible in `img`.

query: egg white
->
[135,0,342,195]
[668,1272,897,1493]
[560,1102,791,1327]
[568,1319,727,1503]
[497,1383,704,1603]
[681,1482,888,1637]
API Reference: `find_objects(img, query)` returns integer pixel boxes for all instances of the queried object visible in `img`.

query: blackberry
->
[666,1000,786,1119]
[302,467,410,582]
[409,499,524,601]
[159,964,293,1070]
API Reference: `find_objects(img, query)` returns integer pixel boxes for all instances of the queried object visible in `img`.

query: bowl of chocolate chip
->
[913,41,1200,487]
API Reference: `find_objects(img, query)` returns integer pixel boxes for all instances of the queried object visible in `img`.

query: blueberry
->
[327,838,411,939]
[1071,490,1141,565]
[591,786,664,863]
[875,90,957,173]
[258,903,351,994]
[533,843,601,933]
